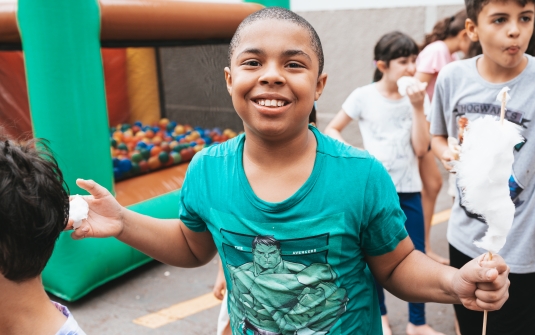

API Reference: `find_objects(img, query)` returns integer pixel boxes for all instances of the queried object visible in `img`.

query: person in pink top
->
[414,10,471,267]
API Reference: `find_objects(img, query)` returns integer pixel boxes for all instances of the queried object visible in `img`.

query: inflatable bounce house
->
[0,0,296,301]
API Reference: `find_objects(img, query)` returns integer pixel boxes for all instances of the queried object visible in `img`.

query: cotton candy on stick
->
[69,195,89,229]
[454,87,522,335]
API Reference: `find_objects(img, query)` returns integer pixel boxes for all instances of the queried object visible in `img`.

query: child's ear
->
[465,18,479,42]
[376,60,388,73]
[315,73,328,101]
[224,67,232,95]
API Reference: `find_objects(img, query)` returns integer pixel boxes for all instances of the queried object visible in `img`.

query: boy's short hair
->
[0,137,69,282]
[466,0,535,24]
[228,7,324,75]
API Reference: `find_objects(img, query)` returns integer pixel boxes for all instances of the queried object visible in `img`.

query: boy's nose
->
[507,22,520,38]
[259,63,285,86]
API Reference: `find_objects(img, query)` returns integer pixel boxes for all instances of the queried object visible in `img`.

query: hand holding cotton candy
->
[396,76,427,96]
[69,195,89,229]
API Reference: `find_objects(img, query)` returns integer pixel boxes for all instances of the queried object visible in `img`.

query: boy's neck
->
[0,276,67,335]
[477,54,529,83]
[243,124,314,168]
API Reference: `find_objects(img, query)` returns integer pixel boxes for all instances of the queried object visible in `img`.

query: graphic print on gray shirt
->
[430,54,535,273]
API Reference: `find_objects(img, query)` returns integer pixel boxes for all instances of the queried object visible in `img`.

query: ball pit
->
[110,118,237,180]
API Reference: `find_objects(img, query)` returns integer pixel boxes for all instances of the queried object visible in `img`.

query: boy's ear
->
[224,67,232,95]
[465,18,479,42]
[315,73,328,101]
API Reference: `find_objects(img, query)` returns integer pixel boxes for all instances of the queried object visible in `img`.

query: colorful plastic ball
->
[146,143,154,151]
[161,142,171,153]
[158,151,170,163]
[112,157,120,168]
[193,144,204,153]
[145,129,155,139]
[158,118,170,129]
[138,160,149,172]
[117,143,128,151]
[121,124,131,131]
[189,141,197,147]
[139,148,150,160]
[150,146,162,157]
[170,152,181,164]
[131,152,143,163]
[180,148,194,161]
[147,156,161,170]
[111,138,118,148]
[152,136,163,146]
[136,141,148,149]
[174,125,185,135]
[134,121,143,127]
[203,137,212,145]
[142,125,151,132]
[118,159,132,173]
[152,126,160,133]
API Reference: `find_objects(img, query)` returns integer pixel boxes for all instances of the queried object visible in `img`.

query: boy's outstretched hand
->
[452,253,510,311]
[66,179,124,240]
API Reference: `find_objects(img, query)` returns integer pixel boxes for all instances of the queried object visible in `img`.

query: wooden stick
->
[482,252,493,335]
[500,92,507,124]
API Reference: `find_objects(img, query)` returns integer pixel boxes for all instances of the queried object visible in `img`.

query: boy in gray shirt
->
[430,0,535,334]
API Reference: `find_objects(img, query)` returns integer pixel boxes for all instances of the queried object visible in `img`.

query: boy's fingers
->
[70,221,91,240]
[476,278,510,302]
[76,178,110,199]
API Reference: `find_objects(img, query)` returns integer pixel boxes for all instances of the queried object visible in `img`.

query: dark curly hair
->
[0,136,69,282]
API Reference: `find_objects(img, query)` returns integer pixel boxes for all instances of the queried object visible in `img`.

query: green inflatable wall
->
[17,0,175,301]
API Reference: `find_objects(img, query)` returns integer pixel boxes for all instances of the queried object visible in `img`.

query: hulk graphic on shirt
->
[227,235,348,335]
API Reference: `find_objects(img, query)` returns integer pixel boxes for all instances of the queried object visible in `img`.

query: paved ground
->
[51,114,457,334]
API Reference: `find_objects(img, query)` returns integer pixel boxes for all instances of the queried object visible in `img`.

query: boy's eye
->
[287,62,304,69]
[243,60,260,67]
[520,16,532,23]
[493,17,506,24]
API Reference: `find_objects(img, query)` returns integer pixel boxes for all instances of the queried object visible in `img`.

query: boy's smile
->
[468,1,534,76]
[225,19,327,140]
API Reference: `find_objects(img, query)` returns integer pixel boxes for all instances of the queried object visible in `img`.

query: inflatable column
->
[18,0,113,194]
[244,0,290,9]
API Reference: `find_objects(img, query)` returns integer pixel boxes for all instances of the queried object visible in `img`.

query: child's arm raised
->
[366,238,510,310]
[68,179,217,268]
[407,83,431,157]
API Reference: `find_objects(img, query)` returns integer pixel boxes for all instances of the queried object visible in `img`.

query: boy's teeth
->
[256,99,286,107]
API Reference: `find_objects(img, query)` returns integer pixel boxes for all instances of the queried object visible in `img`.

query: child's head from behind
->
[465,0,534,68]
[423,10,471,54]
[373,31,419,82]
[225,7,327,140]
[0,137,69,283]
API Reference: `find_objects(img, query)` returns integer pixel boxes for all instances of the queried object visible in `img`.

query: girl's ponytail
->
[421,9,467,50]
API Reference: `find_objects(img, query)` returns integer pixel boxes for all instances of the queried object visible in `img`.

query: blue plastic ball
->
[136,141,148,149]
[113,167,122,179]
[189,142,197,147]
[152,126,160,133]
[203,137,212,145]
[134,121,143,127]
[112,157,120,168]
[119,159,132,173]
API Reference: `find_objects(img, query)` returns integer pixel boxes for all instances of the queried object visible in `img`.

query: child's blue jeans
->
[374,192,426,326]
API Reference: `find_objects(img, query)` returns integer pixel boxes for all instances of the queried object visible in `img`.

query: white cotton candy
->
[69,195,89,229]
[496,87,511,104]
[396,76,419,96]
[455,116,523,254]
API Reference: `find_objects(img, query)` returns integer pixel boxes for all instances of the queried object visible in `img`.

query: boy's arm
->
[68,179,217,267]
[366,237,510,310]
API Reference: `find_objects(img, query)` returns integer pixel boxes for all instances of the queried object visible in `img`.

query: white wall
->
[291,0,464,11]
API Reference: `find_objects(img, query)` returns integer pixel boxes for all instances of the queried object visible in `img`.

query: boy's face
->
[225,20,327,139]
[467,1,534,68]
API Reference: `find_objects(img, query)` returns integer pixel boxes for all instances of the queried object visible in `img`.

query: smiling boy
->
[430,0,534,334]
[70,8,510,334]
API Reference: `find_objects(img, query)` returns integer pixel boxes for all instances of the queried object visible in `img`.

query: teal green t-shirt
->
[179,125,408,335]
